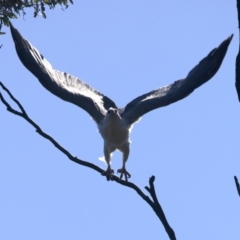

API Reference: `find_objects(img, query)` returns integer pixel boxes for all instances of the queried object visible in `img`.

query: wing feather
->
[10,23,117,123]
[122,35,233,124]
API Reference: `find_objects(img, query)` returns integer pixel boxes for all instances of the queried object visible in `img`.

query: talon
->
[117,168,131,181]
[101,168,114,181]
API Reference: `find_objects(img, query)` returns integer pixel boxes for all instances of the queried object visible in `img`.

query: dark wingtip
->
[9,22,25,49]
[9,21,17,39]
[221,34,233,48]
[9,22,23,40]
[218,34,233,51]
[227,34,234,43]
[223,34,233,52]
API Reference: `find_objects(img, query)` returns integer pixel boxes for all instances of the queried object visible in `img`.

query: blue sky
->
[0,1,239,239]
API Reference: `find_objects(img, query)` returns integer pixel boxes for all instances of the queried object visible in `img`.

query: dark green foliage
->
[0,0,73,33]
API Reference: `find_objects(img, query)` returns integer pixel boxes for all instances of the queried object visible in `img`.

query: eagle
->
[10,23,232,181]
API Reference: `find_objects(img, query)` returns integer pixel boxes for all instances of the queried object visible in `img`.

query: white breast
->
[98,115,132,147]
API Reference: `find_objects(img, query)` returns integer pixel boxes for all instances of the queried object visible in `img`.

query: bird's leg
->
[101,142,114,181]
[101,164,114,181]
[117,142,131,181]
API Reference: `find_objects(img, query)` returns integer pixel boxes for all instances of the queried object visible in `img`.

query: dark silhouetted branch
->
[234,176,240,197]
[145,176,176,240]
[236,0,240,101]
[0,81,176,240]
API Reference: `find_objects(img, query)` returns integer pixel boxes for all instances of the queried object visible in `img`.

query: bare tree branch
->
[0,81,176,240]
[234,176,240,197]
[236,0,240,101]
[234,1,240,199]
[145,176,176,240]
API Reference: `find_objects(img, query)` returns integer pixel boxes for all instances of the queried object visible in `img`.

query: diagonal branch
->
[234,176,240,197]
[0,81,176,240]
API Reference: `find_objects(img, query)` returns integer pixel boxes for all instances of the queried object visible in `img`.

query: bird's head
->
[106,107,122,119]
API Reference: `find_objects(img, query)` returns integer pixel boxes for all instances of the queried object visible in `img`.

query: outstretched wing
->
[10,23,118,123]
[122,35,233,124]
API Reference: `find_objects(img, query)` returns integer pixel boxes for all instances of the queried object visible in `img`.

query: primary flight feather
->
[10,23,232,180]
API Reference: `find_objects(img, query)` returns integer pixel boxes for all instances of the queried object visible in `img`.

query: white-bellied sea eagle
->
[10,23,232,181]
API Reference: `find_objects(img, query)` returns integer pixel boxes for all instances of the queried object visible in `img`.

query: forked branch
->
[0,81,176,240]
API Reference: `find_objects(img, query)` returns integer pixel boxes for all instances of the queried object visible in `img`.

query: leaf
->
[42,11,47,19]
[8,13,18,19]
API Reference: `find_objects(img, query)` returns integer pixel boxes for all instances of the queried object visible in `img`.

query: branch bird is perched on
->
[10,23,232,181]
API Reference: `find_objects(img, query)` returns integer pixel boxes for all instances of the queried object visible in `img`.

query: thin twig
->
[0,82,27,115]
[234,176,240,197]
[0,81,176,240]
